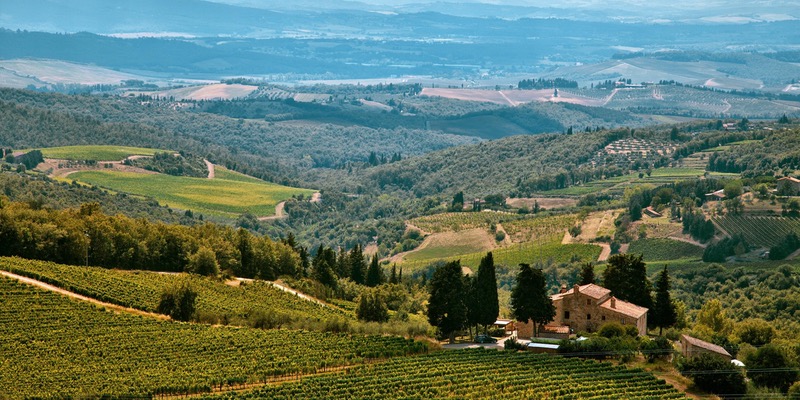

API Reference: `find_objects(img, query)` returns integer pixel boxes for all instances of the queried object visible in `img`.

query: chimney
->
[560,284,567,294]
[573,284,580,293]
[610,297,616,309]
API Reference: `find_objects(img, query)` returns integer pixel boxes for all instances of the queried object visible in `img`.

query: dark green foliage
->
[706,127,800,177]
[474,252,499,330]
[312,245,338,289]
[511,263,555,337]
[651,266,677,334]
[12,150,44,170]
[427,261,467,343]
[734,318,775,347]
[641,336,674,362]
[349,244,366,285]
[579,262,595,285]
[682,207,716,243]
[518,78,578,90]
[365,255,385,287]
[745,344,798,392]
[0,199,298,278]
[451,191,464,211]
[129,151,207,178]
[702,234,749,262]
[602,254,653,310]
[187,246,219,277]
[157,282,197,321]
[769,232,800,260]
[356,290,389,323]
[679,353,746,398]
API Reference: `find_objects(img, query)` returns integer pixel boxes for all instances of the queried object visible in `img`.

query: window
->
[601,316,606,321]
[564,311,570,320]
[586,314,591,320]
[621,318,626,324]
[586,299,591,305]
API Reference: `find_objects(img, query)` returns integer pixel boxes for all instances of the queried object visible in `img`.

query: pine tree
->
[603,254,653,310]
[511,263,555,338]
[475,252,499,332]
[579,262,595,285]
[365,255,385,287]
[389,264,398,284]
[651,266,676,335]
[335,249,349,278]
[427,261,467,344]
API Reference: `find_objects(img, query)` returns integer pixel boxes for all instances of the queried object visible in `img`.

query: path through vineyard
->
[0,270,169,320]
[204,158,215,179]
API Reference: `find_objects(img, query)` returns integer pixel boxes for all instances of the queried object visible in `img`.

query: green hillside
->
[37,145,165,161]
[0,257,350,325]
[69,170,314,218]
[0,275,426,399]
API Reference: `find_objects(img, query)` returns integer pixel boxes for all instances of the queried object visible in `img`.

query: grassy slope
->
[69,170,314,217]
[37,145,166,161]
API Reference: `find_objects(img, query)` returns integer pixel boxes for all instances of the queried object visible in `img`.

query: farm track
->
[0,270,170,320]
[204,159,215,179]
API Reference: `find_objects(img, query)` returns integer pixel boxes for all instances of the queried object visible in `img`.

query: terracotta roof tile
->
[599,298,648,319]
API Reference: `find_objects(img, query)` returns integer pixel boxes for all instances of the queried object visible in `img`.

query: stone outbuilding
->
[778,176,800,195]
[680,334,732,361]
[517,284,649,338]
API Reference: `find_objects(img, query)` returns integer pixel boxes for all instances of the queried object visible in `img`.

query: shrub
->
[678,353,746,398]
[157,282,197,321]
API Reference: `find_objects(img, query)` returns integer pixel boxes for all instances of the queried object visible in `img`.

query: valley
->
[1,2,800,399]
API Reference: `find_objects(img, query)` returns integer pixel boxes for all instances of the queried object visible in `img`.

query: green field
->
[198,348,685,399]
[37,145,166,161]
[0,276,426,399]
[69,170,315,217]
[0,257,350,324]
[409,211,524,234]
[627,238,704,262]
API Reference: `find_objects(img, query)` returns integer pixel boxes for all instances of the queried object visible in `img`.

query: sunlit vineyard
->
[0,277,427,399]
[713,215,800,248]
[0,257,351,324]
[409,211,524,233]
[401,242,601,271]
[199,348,685,399]
[502,213,577,243]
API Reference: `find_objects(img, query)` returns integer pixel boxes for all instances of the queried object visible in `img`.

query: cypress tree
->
[651,265,676,335]
[349,244,366,285]
[427,261,467,344]
[365,255,385,287]
[511,264,555,338]
[475,252,499,332]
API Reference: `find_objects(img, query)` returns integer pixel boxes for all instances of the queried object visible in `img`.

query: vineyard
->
[713,215,800,248]
[198,348,685,399]
[409,211,524,234]
[0,276,427,399]
[627,238,704,261]
[400,242,601,271]
[0,257,351,324]
[502,214,578,243]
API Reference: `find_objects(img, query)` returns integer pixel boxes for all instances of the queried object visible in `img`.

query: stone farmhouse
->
[518,284,648,339]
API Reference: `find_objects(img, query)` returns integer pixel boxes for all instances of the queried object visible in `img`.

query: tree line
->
[0,199,300,279]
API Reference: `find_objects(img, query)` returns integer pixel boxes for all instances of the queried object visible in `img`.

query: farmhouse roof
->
[705,189,725,199]
[599,296,648,319]
[778,176,800,183]
[681,335,732,358]
[551,283,610,301]
[494,319,513,326]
